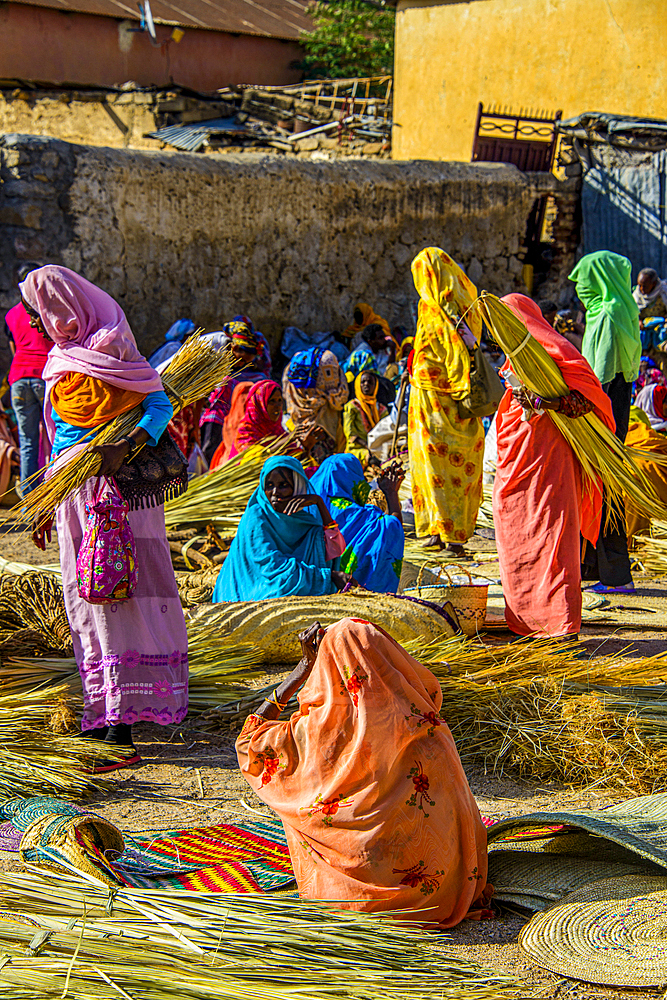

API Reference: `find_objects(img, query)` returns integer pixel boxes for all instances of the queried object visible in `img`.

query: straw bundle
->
[0,870,521,1000]
[477,293,667,522]
[3,334,236,530]
[634,520,667,574]
[0,685,116,796]
[0,572,71,654]
[164,435,297,532]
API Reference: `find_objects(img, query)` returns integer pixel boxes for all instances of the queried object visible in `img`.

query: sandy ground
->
[2,520,667,999]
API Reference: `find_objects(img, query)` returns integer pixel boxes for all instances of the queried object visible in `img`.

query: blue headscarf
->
[287,347,325,389]
[212,455,335,602]
[148,318,195,368]
[310,454,404,594]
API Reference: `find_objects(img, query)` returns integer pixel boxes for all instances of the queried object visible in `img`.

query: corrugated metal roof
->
[148,116,250,151]
[9,0,312,40]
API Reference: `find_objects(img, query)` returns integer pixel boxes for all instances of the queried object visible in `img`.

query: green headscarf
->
[568,251,641,385]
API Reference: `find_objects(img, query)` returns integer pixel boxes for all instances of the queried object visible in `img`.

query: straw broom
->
[3,334,236,530]
[0,870,522,1000]
[476,293,667,522]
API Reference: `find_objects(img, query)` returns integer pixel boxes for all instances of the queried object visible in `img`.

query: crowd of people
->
[3,243,661,926]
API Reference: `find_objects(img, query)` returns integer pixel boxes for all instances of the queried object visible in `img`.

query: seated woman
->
[311,454,405,593]
[229,379,285,458]
[236,618,490,926]
[343,370,387,469]
[283,347,348,459]
[212,455,351,602]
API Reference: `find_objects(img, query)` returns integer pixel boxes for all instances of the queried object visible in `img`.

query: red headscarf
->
[231,380,284,457]
[500,293,616,541]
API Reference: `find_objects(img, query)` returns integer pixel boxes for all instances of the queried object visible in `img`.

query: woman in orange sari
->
[494,295,615,638]
[236,618,490,926]
[408,248,485,556]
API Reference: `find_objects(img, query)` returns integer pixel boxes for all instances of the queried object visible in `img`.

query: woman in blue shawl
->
[310,454,405,593]
[213,455,352,602]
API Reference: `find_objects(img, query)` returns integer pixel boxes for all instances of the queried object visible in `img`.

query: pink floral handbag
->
[76,478,138,604]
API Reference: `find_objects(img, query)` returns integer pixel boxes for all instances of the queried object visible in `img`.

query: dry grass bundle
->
[0,572,71,654]
[0,685,117,796]
[634,519,667,574]
[477,293,667,522]
[164,435,297,532]
[0,870,521,1000]
[3,334,236,530]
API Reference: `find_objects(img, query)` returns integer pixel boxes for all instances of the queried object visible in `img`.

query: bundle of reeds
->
[3,334,236,530]
[477,293,667,521]
[0,572,71,653]
[634,520,667,575]
[0,685,117,796]
[164,435,297,532]
[0,870,520,1000]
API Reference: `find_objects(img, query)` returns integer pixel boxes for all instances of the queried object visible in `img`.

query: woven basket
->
[404,565,488,637]
[20,811,124,885]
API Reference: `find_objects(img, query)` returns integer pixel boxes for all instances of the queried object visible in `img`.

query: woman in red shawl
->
[229,380,284,458]
[494,294,615,639]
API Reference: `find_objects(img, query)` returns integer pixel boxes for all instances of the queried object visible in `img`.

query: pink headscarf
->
[21,266,164,398]
[230,380,284,457]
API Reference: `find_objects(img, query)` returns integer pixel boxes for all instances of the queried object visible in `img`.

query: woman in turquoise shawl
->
[310,454,405,593]
[213,455,350,602]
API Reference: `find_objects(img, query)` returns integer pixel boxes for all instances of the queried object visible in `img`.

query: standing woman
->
[494,295,615,639]
[408,248,484,556]
[569,251,642,593]
[26,266,188,770]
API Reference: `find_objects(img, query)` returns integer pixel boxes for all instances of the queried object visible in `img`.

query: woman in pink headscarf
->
[229,380,285,458]
[494,294,615,639]
[24,266,188,770]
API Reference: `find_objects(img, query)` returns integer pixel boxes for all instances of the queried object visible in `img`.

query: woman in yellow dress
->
[408,248,484,556]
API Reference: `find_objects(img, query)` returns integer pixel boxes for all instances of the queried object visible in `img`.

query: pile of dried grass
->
[0,869,521,1000]
[0,686,117,797]
[0,572,72,657]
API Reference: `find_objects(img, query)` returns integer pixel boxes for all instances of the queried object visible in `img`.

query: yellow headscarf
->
[410,247,482,400]
[353,371,380,428]
[342,302,393,343]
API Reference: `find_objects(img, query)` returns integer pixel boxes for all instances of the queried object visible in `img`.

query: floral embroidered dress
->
[408,248,484,543]
[236,618,489,926]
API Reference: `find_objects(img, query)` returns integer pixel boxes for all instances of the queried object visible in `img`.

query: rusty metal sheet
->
[10,0,312,40]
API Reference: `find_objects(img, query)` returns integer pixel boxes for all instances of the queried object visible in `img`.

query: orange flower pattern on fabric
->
[307,792,353,827]
[393,860,446,896]
[256,746,285,786]
[340,664,368,708]
[406,761,435,815]
[407,248,484,543]
[405,702,443,737]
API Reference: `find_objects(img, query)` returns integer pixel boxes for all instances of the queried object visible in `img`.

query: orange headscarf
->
[51,372,144,427]
[236,618,489,927]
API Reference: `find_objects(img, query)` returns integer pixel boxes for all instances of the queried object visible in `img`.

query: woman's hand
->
[92,427,150,478]
[92,440,131,478]
[278,494,331,524]
[378,459,405,493]
[32,513,54,551]
[512,387,561,412]
[331,569,359,591]
[298,621,324,668]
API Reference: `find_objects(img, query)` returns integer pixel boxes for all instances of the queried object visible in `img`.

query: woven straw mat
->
[488,848,661,911]
[487,792,667,869]
[519,875,667,986]
[188,591,456,664]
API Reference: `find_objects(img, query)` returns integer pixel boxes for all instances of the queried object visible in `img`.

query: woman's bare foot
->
[446,543,466,557]
[422,534,443,549]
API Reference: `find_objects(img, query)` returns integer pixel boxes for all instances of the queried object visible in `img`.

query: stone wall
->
[0,133,580,360]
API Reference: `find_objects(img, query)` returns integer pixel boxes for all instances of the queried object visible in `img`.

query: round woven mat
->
[519,875,667,986]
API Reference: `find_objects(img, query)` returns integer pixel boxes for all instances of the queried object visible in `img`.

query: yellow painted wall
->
[393,0,667,162]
